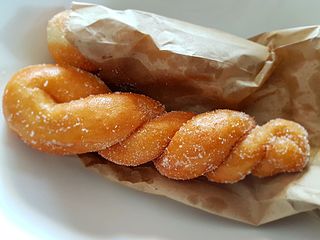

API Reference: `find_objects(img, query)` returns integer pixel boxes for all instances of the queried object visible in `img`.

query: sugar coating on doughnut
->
[3,64,310,183]
[100,111,195,166]
[3,64,164,154]
[252,119,310,177]
[154,110,256,180]
[206,119,310,183]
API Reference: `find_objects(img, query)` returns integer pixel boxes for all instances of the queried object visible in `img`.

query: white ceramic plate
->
[1,0,320,239]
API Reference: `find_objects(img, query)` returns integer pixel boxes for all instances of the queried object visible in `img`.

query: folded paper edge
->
[78,154,317,225]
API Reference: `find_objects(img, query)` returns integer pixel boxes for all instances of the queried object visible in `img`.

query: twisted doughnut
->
[3,65,164,154]
[3,65,310,183]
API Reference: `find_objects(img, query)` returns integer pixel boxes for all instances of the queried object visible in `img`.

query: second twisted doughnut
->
[3,65,310,183]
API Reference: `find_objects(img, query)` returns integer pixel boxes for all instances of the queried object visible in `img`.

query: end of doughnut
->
[47,10,98,72]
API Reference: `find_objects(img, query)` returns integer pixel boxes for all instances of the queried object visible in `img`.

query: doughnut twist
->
[3,65,310,183]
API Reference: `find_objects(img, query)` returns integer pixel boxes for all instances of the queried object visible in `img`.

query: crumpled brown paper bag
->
[63,2,320,225]
[66,2,275,112]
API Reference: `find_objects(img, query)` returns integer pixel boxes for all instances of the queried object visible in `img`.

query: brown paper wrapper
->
[65,3,320,225]
[66,2,275,112]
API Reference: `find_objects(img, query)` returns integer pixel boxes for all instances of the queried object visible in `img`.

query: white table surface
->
[1,0,320,239]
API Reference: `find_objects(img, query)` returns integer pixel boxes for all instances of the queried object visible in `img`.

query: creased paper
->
[64,2,320,225]
[66,2,275,112]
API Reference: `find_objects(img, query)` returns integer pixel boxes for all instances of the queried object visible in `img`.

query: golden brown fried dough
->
[3,64,310,183]
[47,11,98,71]
[3,65,164,154]
[99,111,195,166]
